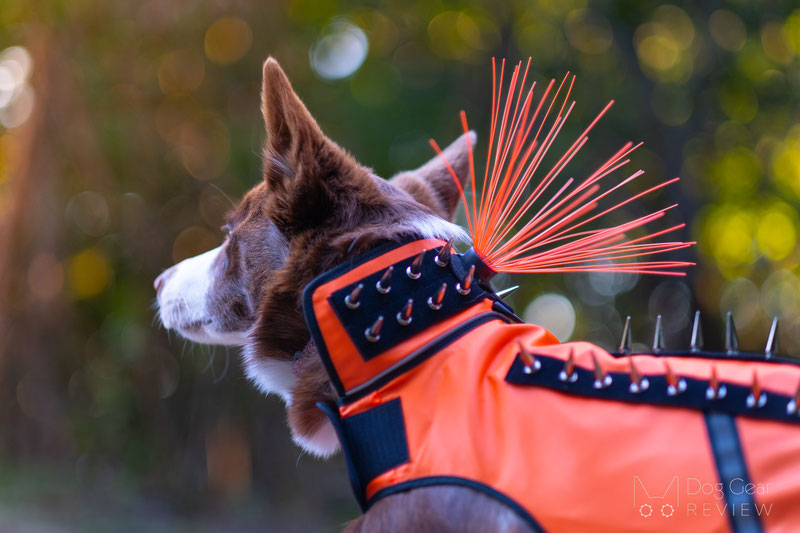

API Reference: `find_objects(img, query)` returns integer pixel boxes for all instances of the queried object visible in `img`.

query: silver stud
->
[456,265,475,295]
[787,379,800,416]
[665,360,687,396]
[746,369,767,408]
[766,317,779,359]
[434,238,454,267]
[406,250,425,280]
[396,299,413,326]
[591,351,612,389]
[725,311,739,354]
[558,348,578,383]
[345,283,363,309]
[628,356,649,393]
[705,365,727,400]
[365,316,384,342]
[619,316,632,354]
[517,340,541,374]
[690,311,703,352]
[376,266,393,294]
[653,315,665,353]
[427,283,447,310]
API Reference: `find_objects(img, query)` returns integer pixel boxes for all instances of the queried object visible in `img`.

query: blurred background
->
[0,0,798,531]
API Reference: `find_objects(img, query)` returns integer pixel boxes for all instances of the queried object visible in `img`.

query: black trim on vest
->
[369,476,546,533]
[506,353,800,425]
[704,413,763,533]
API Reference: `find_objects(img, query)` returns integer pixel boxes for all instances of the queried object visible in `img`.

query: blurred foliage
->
[0,0,798,530]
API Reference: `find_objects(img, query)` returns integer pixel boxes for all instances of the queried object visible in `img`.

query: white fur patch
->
[291,418,340,458]
[405,215,470,244]
[156,245,249,346]
[240,342,297,403]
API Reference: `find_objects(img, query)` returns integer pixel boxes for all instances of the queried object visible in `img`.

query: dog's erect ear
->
[261,58,326,160]
[389,131,475,221]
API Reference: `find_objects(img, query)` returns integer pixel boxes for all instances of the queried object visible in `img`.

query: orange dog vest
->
[303,238,800,532]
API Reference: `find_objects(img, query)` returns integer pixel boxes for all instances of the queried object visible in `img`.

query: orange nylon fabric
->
[309,242,800,532]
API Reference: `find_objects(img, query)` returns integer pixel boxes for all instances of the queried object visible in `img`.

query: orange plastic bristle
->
[430,58,694,277]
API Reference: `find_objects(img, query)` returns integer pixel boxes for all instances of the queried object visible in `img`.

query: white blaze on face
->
[156,245,249,346]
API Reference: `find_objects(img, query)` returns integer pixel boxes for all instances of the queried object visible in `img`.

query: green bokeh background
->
[0,0,798,530]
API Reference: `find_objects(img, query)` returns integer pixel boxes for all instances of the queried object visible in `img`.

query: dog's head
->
[155,58,471,455]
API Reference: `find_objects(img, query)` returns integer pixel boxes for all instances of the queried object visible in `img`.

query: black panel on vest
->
[340,398,410,486]
[329,247,487,361]
[506,353,800,425]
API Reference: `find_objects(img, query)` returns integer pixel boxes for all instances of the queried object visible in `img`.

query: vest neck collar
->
[303,237,503,398]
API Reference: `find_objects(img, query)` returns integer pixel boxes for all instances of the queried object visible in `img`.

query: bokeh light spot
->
[565,9,613,54]
[66,190,110,237]
[310,19,368,80]
[523,293,576,342]
[69,248,112,299]
[204,17,253,66]
[709,10,747,52]
[756,204,797,261]
[157,49,205,96]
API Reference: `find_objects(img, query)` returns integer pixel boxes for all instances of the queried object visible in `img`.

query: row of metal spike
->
[517,340,800,415]
[618,311,780,359]
[342,239,485,343]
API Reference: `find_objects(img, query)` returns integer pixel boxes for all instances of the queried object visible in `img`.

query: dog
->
[156,58,800,532]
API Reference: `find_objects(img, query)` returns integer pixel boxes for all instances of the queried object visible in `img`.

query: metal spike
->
[766,317,779,359]
[787,379,800,416]
[344,283,363,309]
[427,283,447,310]
[652,315,665,353]
[397,299,413,326]
[434,238,454,267]
[628,355,649,393]
[664,360,687,396]
[725,311,739,354]
[746,369,767,408]
[690,311,703,352]
[619,316,632,354]
[705,364,727,400]
[558,348,578,383]
[517,339,541,375]
[364,315,384,342]
[376,266,393,294]
[457,265,475,295]
[406,250,426,279]
[495,285,520,300]
[591,351,612,389]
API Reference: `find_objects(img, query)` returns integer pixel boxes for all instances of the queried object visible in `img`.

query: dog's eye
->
[221,224,233,236]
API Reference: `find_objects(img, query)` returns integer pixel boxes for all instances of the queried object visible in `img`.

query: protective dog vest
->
[303,237,800,532]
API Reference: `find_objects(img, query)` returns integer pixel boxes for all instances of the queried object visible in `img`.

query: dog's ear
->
[389,131,475,221]
[261,58,327,163]
[260,58,363,233]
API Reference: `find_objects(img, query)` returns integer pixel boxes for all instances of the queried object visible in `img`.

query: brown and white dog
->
[155,58,532,531]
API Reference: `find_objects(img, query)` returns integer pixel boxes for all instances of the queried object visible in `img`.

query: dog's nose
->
[154,266,177,295]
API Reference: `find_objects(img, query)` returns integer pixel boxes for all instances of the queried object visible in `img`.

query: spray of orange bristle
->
[429,58,695,277]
